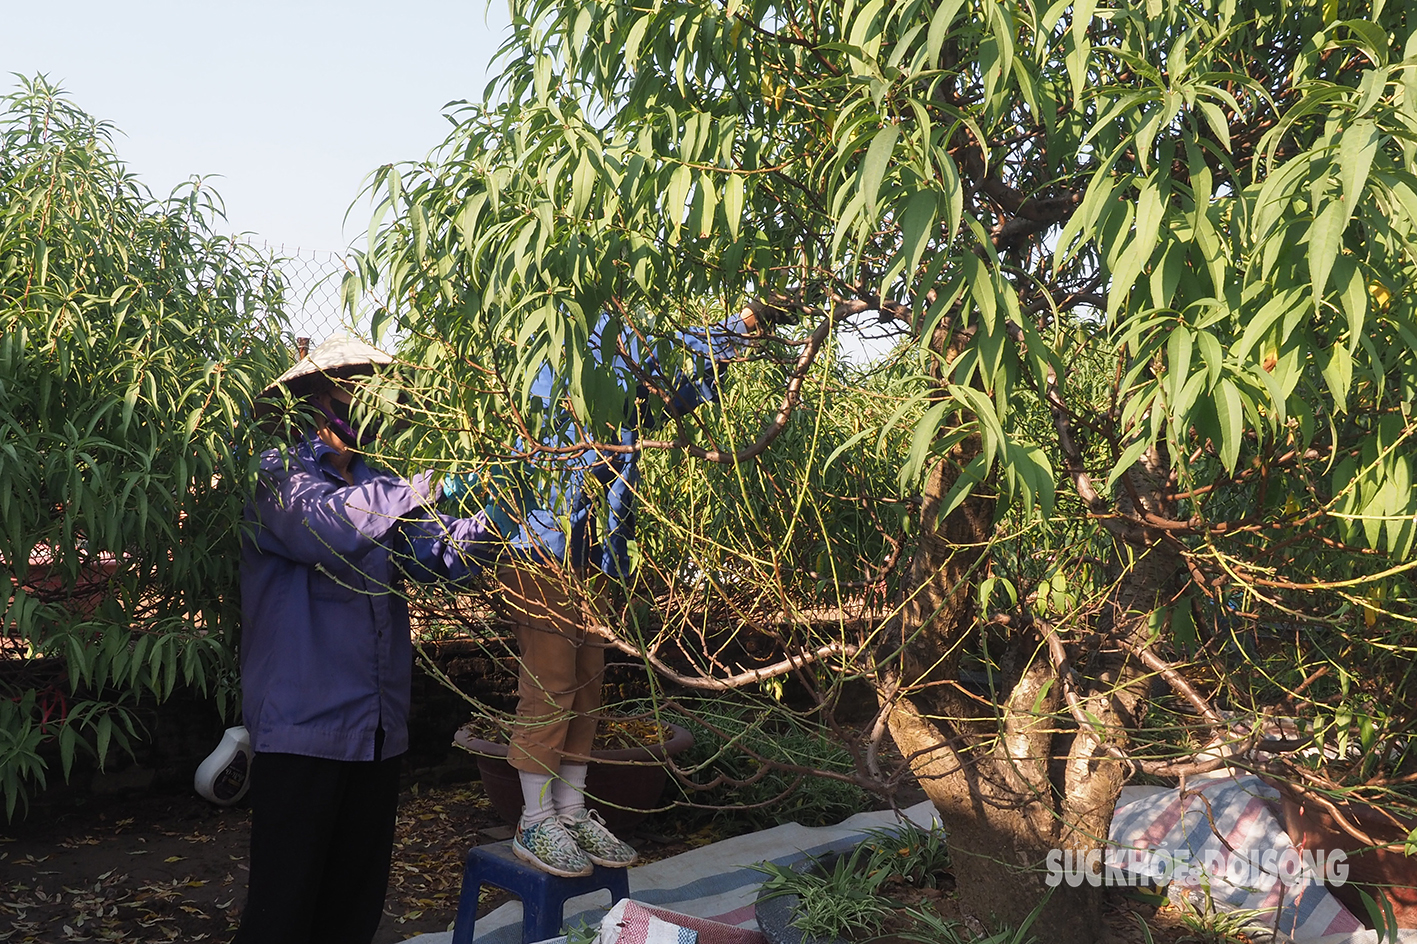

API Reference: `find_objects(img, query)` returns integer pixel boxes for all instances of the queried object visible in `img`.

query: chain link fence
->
[255,244,377,352]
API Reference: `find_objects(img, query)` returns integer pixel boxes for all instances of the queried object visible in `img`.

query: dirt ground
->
[0,777,716,944]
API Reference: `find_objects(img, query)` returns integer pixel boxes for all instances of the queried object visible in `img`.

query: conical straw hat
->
[254,334,395,428]
[257,334,393,400]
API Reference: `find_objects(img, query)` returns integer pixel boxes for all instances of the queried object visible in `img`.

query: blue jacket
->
[239,435,494,761]
[498,312,751,576]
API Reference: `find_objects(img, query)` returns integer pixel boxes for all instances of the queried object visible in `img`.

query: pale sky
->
[6,0,513,255]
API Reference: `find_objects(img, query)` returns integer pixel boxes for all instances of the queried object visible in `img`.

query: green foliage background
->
[0,78,291,816]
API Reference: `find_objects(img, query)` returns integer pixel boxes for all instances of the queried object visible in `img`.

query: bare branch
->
[1116,636,1226,727]
[600,633,859,690]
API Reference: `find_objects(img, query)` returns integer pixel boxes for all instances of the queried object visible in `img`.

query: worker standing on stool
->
[453,306,767,878]
[236,336,498,944]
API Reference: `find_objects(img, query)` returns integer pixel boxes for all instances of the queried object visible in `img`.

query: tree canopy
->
[358,0,1417,595]
[352,0,1417,934]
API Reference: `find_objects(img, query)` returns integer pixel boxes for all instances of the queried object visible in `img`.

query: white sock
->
[519,770,557,824]
[553,763,588,816]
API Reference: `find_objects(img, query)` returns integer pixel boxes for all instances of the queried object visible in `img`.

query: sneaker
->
[558,808,638,868]
[513,816,594,877]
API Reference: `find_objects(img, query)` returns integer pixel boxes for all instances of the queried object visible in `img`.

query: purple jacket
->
[239,435,494,761]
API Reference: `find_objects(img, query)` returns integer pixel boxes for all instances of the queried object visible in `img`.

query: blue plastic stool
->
[450,840,630,944]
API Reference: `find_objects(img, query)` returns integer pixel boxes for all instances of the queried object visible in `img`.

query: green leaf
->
[1405,30,1417,121]
[1252,154,1312,240]
[570,151,596,218]
[936,452,991,524]
[1171,597,1198,649]
[1338,119,1380,222]
[1056,162,1120,268]
[1006,440,1055,517]
[723,173,744,241]
[59,723,78,781]
[184,408,203,443]
[900,400,951,487]
[1337,19,1392,69]
[1067,0,1097,99]
[1108,179,1165,316]
[860,124,899,219]
[1357,884,1399,942]
[847,0,887,58]
[1236,287,1304,362]
[1322,342,1354,409]
[691,174,717,238]
[1196,100,1232,152]
[1170,369,1209,444]
[1132,178,1166,264]
[666,164,693,239]
[95,714,112,771]
[822,428,874,472]
[1165,324,1192,404]
[1196,329,1224,387]
[1308,197,1346,304]
[1107,436,1152,489]
[625,16,650,69]
[1215,378,1244,472]
[966,256,998,331]
[926,0,969,63]
[1353,66,1387,119]
[891,191,939,288]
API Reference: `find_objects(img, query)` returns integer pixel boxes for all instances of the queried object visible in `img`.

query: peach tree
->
[352,0,1417,936]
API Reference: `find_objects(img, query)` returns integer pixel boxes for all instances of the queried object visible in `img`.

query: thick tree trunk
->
[879,443,1181,943]
[887,694,1103,942]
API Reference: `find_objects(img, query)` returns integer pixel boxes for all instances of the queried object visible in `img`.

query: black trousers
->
[233,749,402,944]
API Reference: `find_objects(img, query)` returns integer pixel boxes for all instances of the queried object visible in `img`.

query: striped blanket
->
[1109,772,1415,943]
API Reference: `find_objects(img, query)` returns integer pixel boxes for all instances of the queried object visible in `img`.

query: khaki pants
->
[498,565,606,775]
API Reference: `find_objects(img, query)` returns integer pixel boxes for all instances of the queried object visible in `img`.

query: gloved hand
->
[741,299,794,333]
[440,469,521,537]
[439,471,475,503]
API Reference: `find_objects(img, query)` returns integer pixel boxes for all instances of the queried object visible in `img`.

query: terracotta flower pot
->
[1271,778,1417,928]
[453,722,693,833]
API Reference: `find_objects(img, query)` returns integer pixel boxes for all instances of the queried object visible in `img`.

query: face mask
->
[316,397,381,447]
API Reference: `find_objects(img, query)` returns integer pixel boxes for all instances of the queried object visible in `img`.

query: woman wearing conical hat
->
[233,335,497,944]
